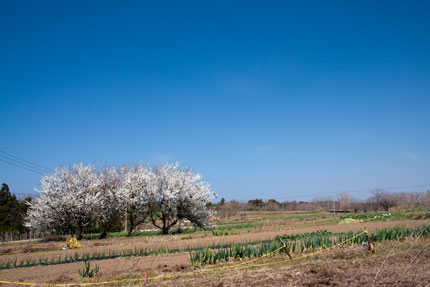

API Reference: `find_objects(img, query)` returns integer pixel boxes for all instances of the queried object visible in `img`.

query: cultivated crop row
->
[341,208,430,222]
[189,224,430,265]
[2,224,429,270]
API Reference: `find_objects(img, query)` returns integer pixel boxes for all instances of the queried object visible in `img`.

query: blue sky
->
[1,0,429,201]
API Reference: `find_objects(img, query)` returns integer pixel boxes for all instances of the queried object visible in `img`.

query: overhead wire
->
[0,231,367,286]
[0,157,45,175]
[0,150,53,197]
[0,150,52,172]
[1,150,429,202]
[0,152,52,175]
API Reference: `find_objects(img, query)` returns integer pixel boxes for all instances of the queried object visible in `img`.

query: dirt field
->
[1,211,429,286]
[152,247,430,287]
[0,220,430,286]
[0,253,191,285]
[1,234,429,286]
[1,218,429,263]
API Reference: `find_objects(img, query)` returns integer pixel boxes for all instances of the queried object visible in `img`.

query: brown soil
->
[1,219,428,264]
[150,241,430,287]
[0,253,191,284]
[1,226,429,286]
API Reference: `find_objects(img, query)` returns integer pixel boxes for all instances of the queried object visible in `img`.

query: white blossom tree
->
[118,164,155,236]
[150,163,216,234]
[96,166,124,238]
[26,162,216,237]
[26,163,102,237]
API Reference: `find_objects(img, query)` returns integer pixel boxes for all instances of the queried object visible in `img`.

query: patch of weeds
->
[79,260,99,278]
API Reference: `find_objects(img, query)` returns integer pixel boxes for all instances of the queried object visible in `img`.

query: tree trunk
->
[99,230,108,239]
[176,220,183,234]
[128,215,134,237]
[161,226,169,234]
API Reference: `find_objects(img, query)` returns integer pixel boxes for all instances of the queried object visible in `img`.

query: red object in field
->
[144,273,148,283]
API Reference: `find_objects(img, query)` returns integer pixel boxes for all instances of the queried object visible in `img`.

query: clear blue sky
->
[1,0,429,201]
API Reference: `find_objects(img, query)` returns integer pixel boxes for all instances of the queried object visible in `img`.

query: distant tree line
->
[215,189,430,216]
[3,174,430,241]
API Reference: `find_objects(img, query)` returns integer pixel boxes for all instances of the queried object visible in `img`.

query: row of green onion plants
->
[0,237,283,270]
[189,224,430,266]
[1,224,428,270]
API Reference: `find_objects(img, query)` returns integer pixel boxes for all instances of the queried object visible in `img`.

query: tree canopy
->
[26,163,216,237]
[0,183,28,239]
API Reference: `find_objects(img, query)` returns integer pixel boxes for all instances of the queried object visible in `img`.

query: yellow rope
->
[146,231,367,281]
[0,231,367,286]
[193,245,285,272]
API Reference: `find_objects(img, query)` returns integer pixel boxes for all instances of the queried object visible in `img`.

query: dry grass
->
[145,237,430,287]
[1,219,429,264]
[1,211,429,286]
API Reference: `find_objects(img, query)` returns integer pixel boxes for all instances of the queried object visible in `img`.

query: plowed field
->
[1,216,429,286]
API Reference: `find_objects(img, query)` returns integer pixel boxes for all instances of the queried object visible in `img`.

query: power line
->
[0,150,52,172]
[0,158,45,175]
[0,155,47,174]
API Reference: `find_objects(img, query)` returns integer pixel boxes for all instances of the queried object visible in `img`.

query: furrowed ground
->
[1,209,429,286]
[150,237,430,287]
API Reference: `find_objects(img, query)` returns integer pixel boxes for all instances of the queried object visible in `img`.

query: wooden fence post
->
[278,236,292,259]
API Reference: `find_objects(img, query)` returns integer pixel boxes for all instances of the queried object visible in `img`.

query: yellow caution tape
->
[0,231,367,286]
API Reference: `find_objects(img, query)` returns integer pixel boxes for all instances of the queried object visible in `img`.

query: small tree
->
[267,199,281,210]
[379,193,397,211]
[248,199,264,210]
[337,193,352,211]
[350,198,362,213]
[370,189,396,211]
[220,198,225,206]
